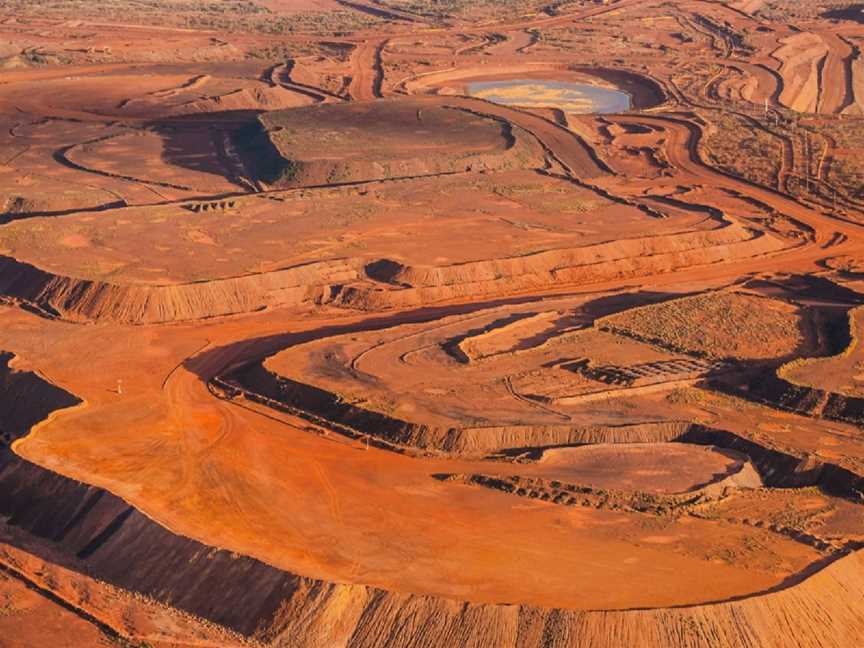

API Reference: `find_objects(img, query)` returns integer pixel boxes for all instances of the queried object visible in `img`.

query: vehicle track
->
[348,38,387,101]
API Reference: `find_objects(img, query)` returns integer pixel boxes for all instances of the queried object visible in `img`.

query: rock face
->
[0,216,787,325]
[0,255,356,324]
[343,223,787,310]
[230,360,695,453]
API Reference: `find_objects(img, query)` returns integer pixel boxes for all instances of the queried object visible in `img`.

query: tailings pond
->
[467,78,632,113]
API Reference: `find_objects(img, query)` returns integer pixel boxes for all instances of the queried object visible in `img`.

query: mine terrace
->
[1,1,864,647]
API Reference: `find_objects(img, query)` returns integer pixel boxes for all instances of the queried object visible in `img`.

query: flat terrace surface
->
[0,170,702,285]
[536,443,746,494]
[257,96,551,185]
[599,291,818,361]
[540,443,741,493]
[262,98,521,162]
[0,63,320,209]
[2,306,824,612]
[0,64,314,121]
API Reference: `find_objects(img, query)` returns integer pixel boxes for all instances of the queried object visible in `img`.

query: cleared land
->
[0,0,863,646]
[597,291,817,361]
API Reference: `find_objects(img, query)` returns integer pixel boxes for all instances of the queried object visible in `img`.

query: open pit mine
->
[1,0,864,646]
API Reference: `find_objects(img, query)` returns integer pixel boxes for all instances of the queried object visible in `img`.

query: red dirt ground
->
[0,1,863,647]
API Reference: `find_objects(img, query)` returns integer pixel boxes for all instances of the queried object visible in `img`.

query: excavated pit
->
[2,2,864,644]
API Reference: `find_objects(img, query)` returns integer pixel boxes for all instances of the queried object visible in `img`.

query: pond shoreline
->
[467,78,632,114]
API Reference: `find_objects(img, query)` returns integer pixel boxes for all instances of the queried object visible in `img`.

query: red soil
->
[0,0,863,646]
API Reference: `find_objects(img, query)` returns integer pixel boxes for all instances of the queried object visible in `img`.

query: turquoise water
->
[467,78,631,114]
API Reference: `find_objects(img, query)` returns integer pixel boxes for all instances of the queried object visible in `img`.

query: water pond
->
[467,78,631,114]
